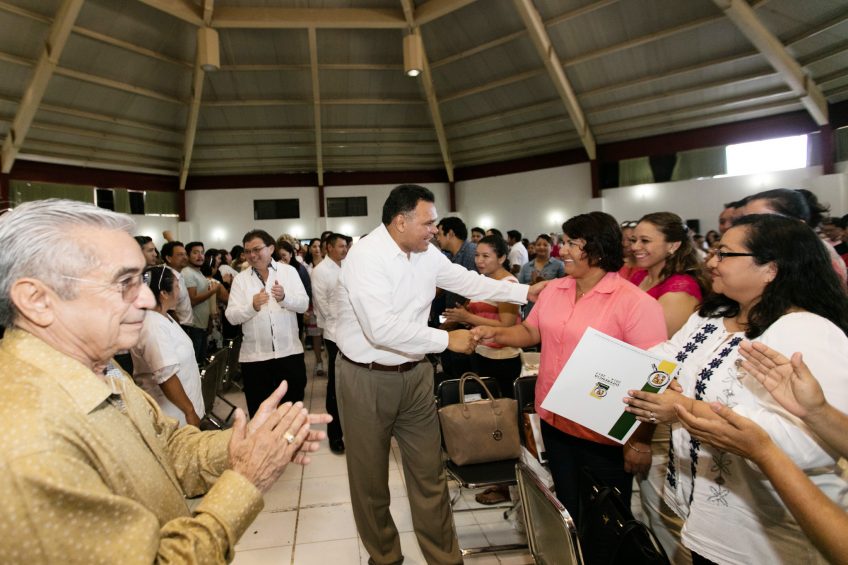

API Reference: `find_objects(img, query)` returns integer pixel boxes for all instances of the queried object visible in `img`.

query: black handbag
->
[578,468,669,565]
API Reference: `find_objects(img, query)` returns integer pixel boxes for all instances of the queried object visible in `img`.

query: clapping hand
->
[252,289,270,311]
[271,280,285,302]
[443,305,470,324]
[675,401,771,462]
[738,341,826,420]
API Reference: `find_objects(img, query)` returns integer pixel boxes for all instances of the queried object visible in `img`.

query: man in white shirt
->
[507,229,529,274]
[161,241,194,329]
[334,185,533,565]
[225,230,309,416]
[310,233,348,454]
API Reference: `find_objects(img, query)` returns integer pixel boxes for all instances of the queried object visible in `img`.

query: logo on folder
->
[589,382,609,399]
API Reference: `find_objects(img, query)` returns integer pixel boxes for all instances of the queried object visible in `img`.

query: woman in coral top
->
[472,212,667,522]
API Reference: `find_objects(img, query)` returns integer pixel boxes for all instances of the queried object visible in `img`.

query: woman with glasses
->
[624,215,848,565]
[130,266,205,427]
[472,212,667,526]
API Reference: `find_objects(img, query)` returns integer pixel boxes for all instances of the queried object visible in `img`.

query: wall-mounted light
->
[198,27,220,72]
[403,33,423,77]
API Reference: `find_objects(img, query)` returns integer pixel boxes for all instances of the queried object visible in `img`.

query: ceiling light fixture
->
[403,33,423,77]
[198,27,220,72]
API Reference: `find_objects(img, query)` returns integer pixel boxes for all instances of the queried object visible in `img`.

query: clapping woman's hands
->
[738,341,827,420]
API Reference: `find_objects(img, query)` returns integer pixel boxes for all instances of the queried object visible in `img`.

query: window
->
[253,199,300,220]
[128,191,145,215]
[95,188,115,211]
[327,196,367,217]
[725,135,807,176]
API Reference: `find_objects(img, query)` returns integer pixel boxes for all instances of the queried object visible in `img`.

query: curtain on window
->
[10,181,94,205]
[618,157,653,187]
[671,146,727,181]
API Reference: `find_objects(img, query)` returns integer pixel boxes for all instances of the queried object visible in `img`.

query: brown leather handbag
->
[438,373,521,465]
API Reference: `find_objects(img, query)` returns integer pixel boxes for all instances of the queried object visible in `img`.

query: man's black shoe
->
[329,439,345,454]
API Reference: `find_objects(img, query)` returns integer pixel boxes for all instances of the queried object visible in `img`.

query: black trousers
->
[324,339,343,442]
[540,420,632,529]
[240,353,307,417]
[181,324,208,365]
[470,353,521,399]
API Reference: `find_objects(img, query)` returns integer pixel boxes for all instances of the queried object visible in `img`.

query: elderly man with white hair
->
[0,199,330,564]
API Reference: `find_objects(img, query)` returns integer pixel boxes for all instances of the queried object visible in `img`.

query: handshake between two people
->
[446,326,499,355]
[228,381,332,494]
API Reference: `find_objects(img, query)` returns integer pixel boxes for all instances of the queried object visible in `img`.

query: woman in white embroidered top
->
[623,215,848,565]
[130,266,205,427]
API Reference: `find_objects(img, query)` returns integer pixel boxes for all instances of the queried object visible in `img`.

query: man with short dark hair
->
[160,241,194,330]
[334,184,538,565]
[310,233,349,454]
[470,226,485,243]
[183,241,219,363]
[507,229,528,274]
[718,200,743,234]
[0,199,329,563]
[226,229,309,415]
[435,216,477,307]
[135,235,158,266]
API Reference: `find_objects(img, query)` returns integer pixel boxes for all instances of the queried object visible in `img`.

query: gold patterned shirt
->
[0,330,263,564]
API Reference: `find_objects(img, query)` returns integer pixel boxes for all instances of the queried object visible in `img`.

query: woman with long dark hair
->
[131,266,205,427]
[625,215,848,564]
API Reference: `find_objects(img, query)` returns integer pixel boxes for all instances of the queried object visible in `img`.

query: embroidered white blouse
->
[651,311,848,565]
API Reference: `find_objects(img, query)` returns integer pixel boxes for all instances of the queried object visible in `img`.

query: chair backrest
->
[200,348,228,414]
[517,461,584,565]
[436,375,501,409]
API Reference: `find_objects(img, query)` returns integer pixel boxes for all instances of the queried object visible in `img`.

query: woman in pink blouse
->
[629,212,709,337]
[472,212,667,524]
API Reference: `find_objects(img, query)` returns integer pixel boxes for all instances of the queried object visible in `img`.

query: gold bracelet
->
[626,441,649,454]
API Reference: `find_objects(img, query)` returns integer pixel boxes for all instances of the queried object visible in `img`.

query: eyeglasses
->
[620,221,638,229]
[245,244,268,256]
[62,273,145,303]
[709,250,755,262]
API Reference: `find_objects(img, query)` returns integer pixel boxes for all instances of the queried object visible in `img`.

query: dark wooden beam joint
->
[819,124,834,176]
[318,185,325,217]
[0,173,10,208]
[448,181,456,212]
[590,159,600,199]
[177,190,187,222]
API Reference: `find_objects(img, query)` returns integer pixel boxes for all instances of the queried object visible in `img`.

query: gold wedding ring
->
[284,431,296,445]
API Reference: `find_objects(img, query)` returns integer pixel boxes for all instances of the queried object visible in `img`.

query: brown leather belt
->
[340,353,421,373]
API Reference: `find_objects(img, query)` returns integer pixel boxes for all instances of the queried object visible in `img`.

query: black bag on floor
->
[578,468,669,565]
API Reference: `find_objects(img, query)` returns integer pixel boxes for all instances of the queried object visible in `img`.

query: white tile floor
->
[213,349,533,565]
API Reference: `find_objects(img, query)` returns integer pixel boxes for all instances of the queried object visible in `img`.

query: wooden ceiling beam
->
[414,0,478,26]
[136,0,203,26]
[401,0,455,183]
[512,0,595,159]
[179,0,212,190]
[1,0,83,173]
[212,7,405,29]
[31,122,181,150]
[440,68,544,103]
[713,0,828,125]
[308,27,324,186]
[54,67,184,104]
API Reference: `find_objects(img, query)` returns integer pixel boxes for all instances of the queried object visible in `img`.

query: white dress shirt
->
[168,267,194,326]
[310,258,342,342]
[334,224,529,365]
[508,242,529,269]
[225,260,309,362]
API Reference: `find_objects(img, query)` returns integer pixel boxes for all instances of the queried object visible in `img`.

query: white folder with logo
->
[540,327,678,444]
